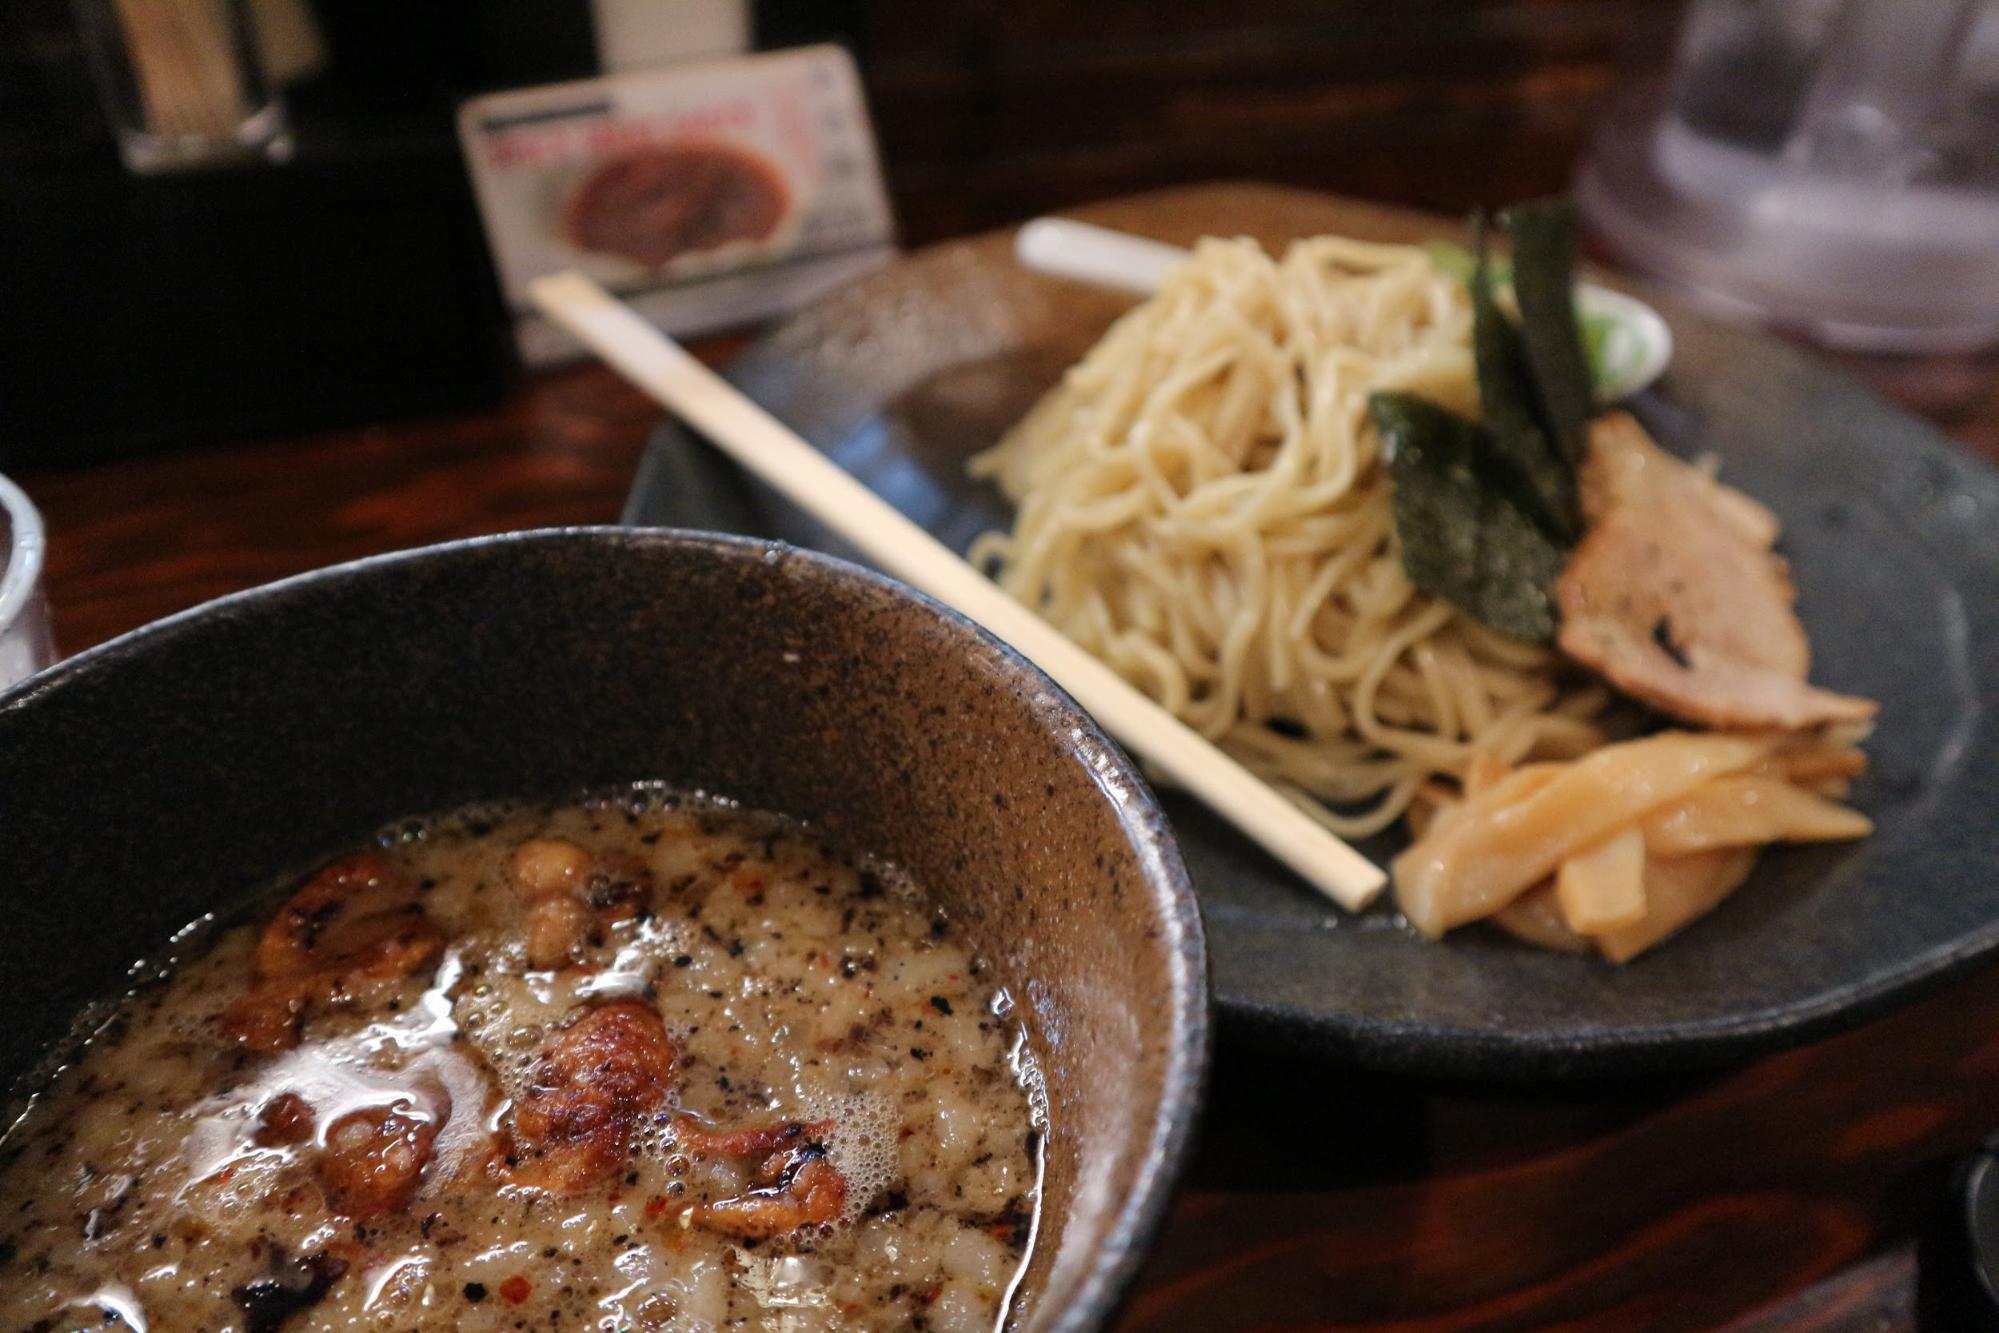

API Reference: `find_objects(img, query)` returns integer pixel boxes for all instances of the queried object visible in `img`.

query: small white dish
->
[1574,283,1674,403]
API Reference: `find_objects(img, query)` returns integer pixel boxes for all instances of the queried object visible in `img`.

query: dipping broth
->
[0,791,1044,1331]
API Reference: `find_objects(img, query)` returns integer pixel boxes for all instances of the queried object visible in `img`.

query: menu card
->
[459,45,897,365]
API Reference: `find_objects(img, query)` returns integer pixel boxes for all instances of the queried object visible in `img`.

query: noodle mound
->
[971,234,1608,836]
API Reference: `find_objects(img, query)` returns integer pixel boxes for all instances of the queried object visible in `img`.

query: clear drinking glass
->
[0,475,57,692]
[71,0,291,173]
[1578,0,1999,353]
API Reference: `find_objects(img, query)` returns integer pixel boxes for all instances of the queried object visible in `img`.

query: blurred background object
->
[0,472,55,689]
[591,0,747,72]
[759,0,1679,244]
[456,43,895,366]
[71,0,302,173]
[1579,0,1999,354]
[5,0,1994,468]
[0,0,1680,467]
[0,0,602,467]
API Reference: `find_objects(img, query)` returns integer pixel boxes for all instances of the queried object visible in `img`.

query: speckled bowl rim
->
[0,525,1210,1333]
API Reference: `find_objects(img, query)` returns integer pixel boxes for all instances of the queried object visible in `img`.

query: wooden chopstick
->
[530,271,1388,911]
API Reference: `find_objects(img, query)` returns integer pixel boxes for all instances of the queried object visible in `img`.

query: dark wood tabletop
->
[17,256,1999,1333]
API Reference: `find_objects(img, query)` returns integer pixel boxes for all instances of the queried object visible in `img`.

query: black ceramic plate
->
[623,185,1999,1077]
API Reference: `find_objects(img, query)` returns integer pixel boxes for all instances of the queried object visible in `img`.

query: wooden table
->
[18,293,1999,1333]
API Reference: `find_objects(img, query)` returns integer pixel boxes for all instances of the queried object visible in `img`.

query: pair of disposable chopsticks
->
[529,272,1386,912]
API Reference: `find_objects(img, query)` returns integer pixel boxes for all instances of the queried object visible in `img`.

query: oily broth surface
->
[0,793,1043,1331]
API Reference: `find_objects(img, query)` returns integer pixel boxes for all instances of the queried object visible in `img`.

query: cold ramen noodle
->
[0,792,1044,1330]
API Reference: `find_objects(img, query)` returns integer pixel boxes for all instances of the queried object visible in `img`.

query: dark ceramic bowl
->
[0,527,1208,1331]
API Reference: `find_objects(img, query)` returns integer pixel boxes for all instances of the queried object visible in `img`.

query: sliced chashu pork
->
[1555,413,1877,731]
